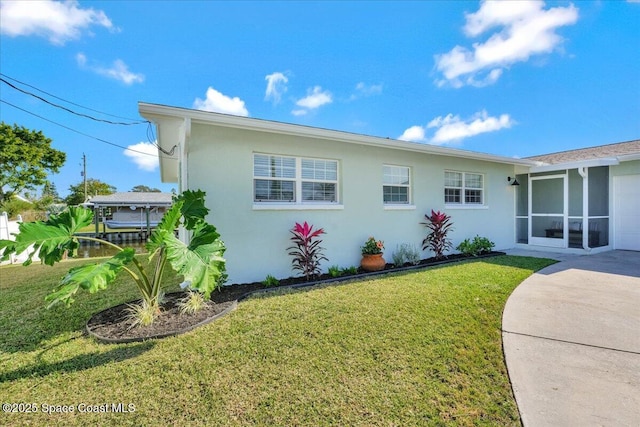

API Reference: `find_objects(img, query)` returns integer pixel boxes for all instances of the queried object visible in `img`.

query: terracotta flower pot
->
[361,253,385,272]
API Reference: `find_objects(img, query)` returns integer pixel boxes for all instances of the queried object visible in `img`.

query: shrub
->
[421,210,454,260]
[0,198,33,220]
[287,221,328,281]
[328,265,342,278]
[341,266,358,275]
[392,243,421,266]
[457,235,495,257]
[262,274,279,287]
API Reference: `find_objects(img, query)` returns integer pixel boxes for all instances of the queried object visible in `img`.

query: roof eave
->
[138,102,536,168]
[530,158,620,173]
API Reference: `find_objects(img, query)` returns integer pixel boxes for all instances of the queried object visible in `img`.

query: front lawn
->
[0,255,554,426]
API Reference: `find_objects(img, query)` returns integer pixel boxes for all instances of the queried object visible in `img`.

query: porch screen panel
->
[588,166,609,247]
[531,179,563,214]
[531,178,564,239]
[516,174,528,243]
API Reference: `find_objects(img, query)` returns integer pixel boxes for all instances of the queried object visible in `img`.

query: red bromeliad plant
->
[287,221,328,281]
[421,210,453,260]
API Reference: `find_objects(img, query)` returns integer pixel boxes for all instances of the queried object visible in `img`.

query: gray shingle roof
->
[89,192,173,206]
[527,140,640,165]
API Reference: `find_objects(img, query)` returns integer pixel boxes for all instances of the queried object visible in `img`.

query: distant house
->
[87,192,173,233]
[139,102,640,284]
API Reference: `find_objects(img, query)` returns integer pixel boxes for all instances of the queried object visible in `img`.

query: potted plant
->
[360,236,385,272]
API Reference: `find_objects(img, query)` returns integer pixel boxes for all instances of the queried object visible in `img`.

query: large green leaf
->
[0,207,93,265]
[162,227,226,299]
[188,223,220,248]
[177,190,209,230]
[45,248,136,308]
[146,199,183,256]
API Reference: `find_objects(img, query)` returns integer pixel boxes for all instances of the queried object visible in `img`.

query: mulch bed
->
[87,251,504,343]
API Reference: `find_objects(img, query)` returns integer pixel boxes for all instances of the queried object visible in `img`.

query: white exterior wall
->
[187,123,517,284]
[611,160,640,178]
[611,160,640,250]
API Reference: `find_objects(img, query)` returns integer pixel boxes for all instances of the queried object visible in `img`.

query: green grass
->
[0,255,555,426]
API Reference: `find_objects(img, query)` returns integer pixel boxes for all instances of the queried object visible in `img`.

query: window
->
[254,154,296,201]
[444,171,484,205]
[301,159,338,202]
[254,154,338,204]
[383,165,410,204]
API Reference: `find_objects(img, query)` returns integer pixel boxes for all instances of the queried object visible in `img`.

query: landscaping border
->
[85,297,238,344]
[87,251,505,344]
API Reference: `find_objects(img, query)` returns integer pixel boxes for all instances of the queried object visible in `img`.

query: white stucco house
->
[139,102,639,284]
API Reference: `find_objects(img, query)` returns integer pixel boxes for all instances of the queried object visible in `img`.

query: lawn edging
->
[241,251,507,301]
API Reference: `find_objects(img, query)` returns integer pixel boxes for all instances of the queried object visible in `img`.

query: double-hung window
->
[383,165,411,204]
[444,171,484,205]
[253,154,338,204]
[301,158,338,202]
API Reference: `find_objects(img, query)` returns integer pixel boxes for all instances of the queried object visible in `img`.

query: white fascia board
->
[529,158,620,173]
[617,153,640,162]
[139,102,536,168]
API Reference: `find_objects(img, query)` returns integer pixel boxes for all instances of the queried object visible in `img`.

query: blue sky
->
[1,0,638,198]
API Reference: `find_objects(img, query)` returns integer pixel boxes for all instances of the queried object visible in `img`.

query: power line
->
[0,72,143,123]
[0,76,149,126]
[145,121,176,156]
[0,73,176,155]
[1,99,172,159]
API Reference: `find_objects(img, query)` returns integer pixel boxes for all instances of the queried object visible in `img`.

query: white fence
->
[0,212,38,265]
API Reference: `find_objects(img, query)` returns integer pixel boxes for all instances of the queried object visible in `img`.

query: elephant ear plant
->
[0,190,226,326]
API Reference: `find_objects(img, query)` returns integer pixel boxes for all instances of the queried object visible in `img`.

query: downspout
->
[178,117,191,244]
[578,167,591,252]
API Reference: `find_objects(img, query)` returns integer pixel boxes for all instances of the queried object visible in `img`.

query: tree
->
[42,180,61,203]
[131,185,161,192]
[0,122,66,203]
[65,178,116,205]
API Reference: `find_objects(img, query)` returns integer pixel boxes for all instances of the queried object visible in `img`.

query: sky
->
[1,0,639,199]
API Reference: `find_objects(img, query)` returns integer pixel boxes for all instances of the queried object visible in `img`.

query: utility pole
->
[81,153,87,203]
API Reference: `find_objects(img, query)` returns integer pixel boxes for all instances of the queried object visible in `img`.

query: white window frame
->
[383,164,412,206]
[253,153,342,210]
[444,170,486,208]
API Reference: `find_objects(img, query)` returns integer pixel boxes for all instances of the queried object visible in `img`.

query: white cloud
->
[428,110,514,144]
[398,125,427,143]
[193,87,249,116]
[76,53,145,85]
[124,142,159,172]
[0,0,114,45]
[291,109,308,116]
[354,82,383,97]
[435,0,578,88]
[398,110,514,144]
[295,86,332,109]
[265,72,288,104]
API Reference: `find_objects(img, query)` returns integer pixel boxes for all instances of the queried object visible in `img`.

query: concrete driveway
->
[502,250,640,427]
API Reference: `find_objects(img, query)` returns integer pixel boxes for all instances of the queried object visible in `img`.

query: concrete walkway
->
[502,250,640,427]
